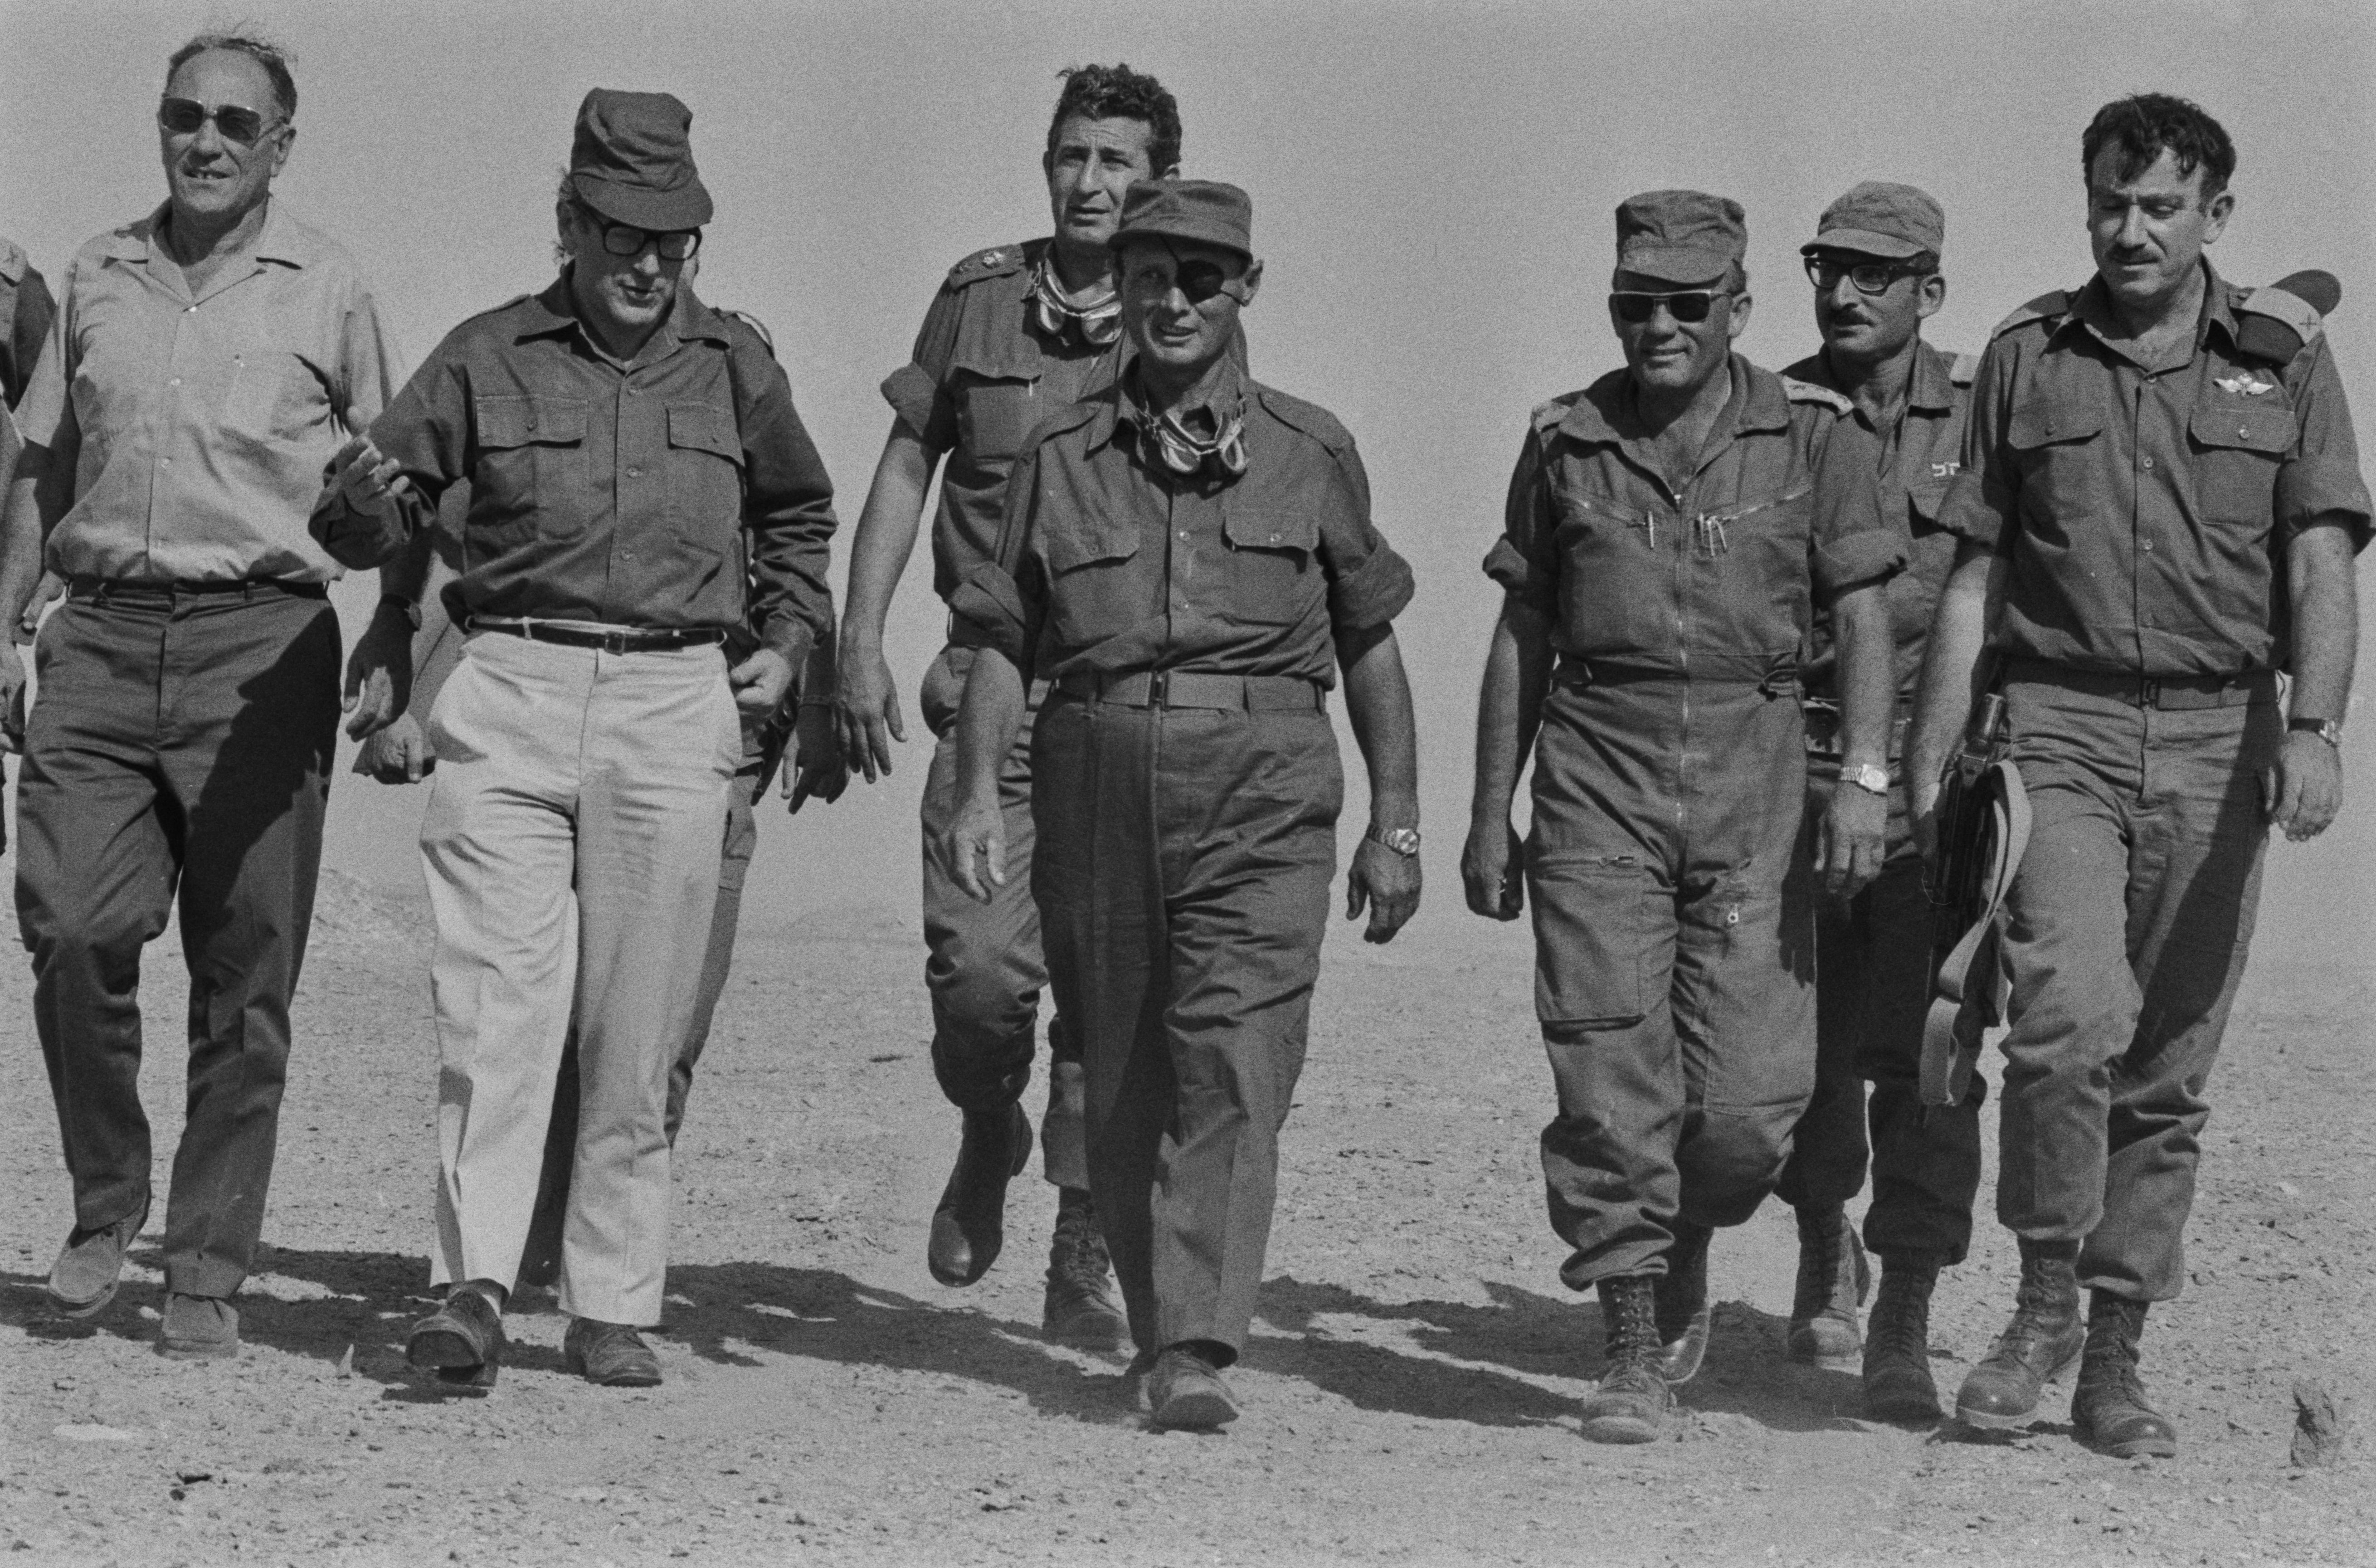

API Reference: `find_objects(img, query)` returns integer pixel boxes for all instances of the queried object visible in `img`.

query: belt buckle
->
[599,628,632,656]
[2140,678,2162,709]
[1147,669,1170,708]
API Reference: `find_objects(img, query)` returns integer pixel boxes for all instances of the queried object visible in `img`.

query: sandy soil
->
[2,864,2371,1568]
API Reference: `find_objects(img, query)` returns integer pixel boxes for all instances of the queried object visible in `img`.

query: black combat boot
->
[1787,1202,1871,1368]
[1042,1187,1127,1349]
[2070,1292,2178,1458]
[1582,1274,1674,1444]
[1861,1251,1943,1423]
[926,1103,1032,1286]
[1953,1238,2084,1430]
[1654,1220,1714,1384]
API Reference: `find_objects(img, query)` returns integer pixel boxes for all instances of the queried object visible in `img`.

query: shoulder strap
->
[1991,289,2071,341]
[1529,391,1582,438]
[716,306,777,357]
[2233,280,2327,365]
[1780,375,1853,415]
[1947,351,1980,385]
[945,242,1032,290]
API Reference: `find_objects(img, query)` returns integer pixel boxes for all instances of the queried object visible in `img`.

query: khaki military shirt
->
[1,236,56,410]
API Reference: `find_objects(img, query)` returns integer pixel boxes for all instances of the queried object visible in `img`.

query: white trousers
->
[420,631,739,1325]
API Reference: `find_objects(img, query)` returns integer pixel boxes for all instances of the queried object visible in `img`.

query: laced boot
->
[1953,1239,2084,1430]
[2070,1292,2178,1458]
[1041,1187,1128,1350]
[1860,1252,1943,1423]
[1582,1274,1674,1444]
[1787,1203,1871,1369]
[1653,1221,1714,1385]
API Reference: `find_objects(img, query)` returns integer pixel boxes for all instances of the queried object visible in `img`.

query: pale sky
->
[4,0,2371,959]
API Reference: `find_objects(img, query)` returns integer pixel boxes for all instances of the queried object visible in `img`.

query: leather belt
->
[69,577,328,604]
[1054,669,1326,712]
[468,615,727,655]
[1555,653,1799,694]
[2002,657,2276,711]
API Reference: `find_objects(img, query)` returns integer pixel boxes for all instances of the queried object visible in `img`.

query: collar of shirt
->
[511,273,734,370]
[2061,258,2239,371]
[1556,354,1788,467]
[1803,337,1959,416]
[103,199,318,300]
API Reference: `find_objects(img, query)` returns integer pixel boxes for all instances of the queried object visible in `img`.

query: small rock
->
[561,1486,608,1504]
[2290,1378,2348,1469]
[336,1344,355,1379]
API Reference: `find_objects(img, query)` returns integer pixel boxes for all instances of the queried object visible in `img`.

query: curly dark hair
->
[166,29,297,120]
[2082,93,2235,199]
[1047,63,1181,177]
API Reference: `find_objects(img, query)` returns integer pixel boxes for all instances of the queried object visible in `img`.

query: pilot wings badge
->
[2214,373,2277,396]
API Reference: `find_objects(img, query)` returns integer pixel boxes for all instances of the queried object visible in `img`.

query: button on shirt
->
[14,203,398,584]
[1781,339,1974,703]
[955,367,1415,686]
[882,240,1124,605]
[311,280,837,654]
[1941,264,2371,677]
[1487,355,1903,677]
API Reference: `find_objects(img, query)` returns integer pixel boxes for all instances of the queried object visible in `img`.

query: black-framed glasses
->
[1610,290,1723,325]
[157,96,284,146]
[1128,258,1246,308]
[600,224,702,261]
[1804,255,1928,295]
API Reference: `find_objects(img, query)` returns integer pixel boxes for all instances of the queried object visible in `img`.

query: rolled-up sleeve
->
[737,344,841,657]
[1935,339,2019,552]
[949,436,1046,669]
[1807,412,1906,599]
[2277,338,2372,551]
[310,346,464,568]
[1316,438,1413,631]
[1483,428,1558,615]
[880,284,961,454]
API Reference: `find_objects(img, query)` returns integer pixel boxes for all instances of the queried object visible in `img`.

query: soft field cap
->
[1803,181,1943,260]
[569,88,714,231]
[1107,179,1254,260]
[1614,190,1747,284]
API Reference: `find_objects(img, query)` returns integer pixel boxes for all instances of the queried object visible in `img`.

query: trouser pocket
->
[1528,855,1660,1028]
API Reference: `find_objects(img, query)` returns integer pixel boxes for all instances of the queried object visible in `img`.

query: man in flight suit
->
[1909,94,2366,1457]
[1770,182,1982,1422]
[944,180,1422,1430]
[836,67,1191,1344]
[1464,191,1903,1445]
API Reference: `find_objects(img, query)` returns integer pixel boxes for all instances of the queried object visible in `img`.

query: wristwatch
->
[1845,762,1891,797]
[2288,716,2343,748]
[378,593,422,631]
[1363,823,1422,857]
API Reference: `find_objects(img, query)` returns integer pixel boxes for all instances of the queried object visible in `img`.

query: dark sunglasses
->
[1610,290,1723,325]
[599,224,702,261]
[1130,258,1246,307]
[157,96,284,146]
[1804,255,1928,295]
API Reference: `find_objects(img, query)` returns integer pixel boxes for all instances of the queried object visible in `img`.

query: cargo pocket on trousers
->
[1528,857,1656,1028]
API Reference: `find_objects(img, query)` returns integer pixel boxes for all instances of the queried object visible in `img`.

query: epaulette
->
[715,306,776,357]
[1947,351,1980,385]
[1990,290,2071,341]
[1781,375,1854,415]
[0,237,23,285]
[2233,277,2327,365]
[945,243,1032,289]
[1253,384,1354,452]
[458,291,537,326]
[1530,390,1586,438]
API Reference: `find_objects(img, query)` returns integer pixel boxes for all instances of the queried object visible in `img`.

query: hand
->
[1817,777,1889,898]
[1346,836,1422,944]
[341,603,415,739]
[2263,730,2343,842]
[0,641,25,755]
[834,641,905,782]
[942,792,1007,902]
[353,712,435,783]
[782,701,850,813]
[1461,818,1525,920]
[728,647,795,717]
[330,412,410,516]
[15,571,62,644]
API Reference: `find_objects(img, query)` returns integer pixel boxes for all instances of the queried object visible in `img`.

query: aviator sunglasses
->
[157,96,285,146]
[1609,290,1723,325]
[1803,255,1929,295]
[598,224,702,261]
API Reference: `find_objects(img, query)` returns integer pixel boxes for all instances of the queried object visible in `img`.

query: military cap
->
[1108,180,1253,261]
[1803,181,1944,261]
[1614,190,1746,284]
[569,88,713,231]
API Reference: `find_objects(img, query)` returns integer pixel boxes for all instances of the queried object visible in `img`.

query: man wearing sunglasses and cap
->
[943,179,1421,1429]
[312,88,838,1390]
[1465,190,1904,1444]
[0,31,404,1361]
[1768,181,1983,1422]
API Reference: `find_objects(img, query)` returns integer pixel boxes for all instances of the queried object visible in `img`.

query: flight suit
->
[883,239,1123,1183]
[1938,266,2368,1301]
[1774,339,1985,1263]
[957,368,1413,1360]
[1487,355,1901,1288]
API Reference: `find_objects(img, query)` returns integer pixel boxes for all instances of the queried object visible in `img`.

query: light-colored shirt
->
[15,201,398,584]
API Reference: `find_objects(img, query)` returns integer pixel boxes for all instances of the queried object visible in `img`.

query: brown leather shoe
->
[46,1199,150,1317]
[565,1317,662,1388]
[407,1285,506,1388]
[927,1103,1032,1287]
[1146,1343,1238,1431]
[157,1293,240,1360]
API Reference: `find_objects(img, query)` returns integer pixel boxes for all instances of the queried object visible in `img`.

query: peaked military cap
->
[1614,190,1746,284]
[569,89,713,231]
[1804,181,1944,261]
[1108,180,1254,261]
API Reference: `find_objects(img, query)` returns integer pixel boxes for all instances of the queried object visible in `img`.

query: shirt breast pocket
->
[474,394,588,539]
[1042,513,1143,648]
[2005,405,2106,527]
[956,377,1043,463]
[2188,402,2294,536]
[1220,504,1321,626]
[665,401,745,560]
[1704,484,1813,649]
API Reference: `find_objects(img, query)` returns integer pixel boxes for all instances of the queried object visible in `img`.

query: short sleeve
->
[2276,337,2372,551]
[11,256,75,453]
[335,281,402,434]
[948,435,1045,666]
[6,263,54,409]
[1315,436,1414,632]
[1806,412,1907,598]
[1935,337,2020,551]
[1483,427,1558,614]
[880,283,962,454]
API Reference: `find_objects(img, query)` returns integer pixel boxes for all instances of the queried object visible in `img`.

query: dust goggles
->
[599,224,703,261]
[157,96,284,146]
[1609,289,1724,325]
[1803,255,1929,295]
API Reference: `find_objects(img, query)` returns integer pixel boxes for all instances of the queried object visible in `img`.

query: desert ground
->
[1,818,2370,1568]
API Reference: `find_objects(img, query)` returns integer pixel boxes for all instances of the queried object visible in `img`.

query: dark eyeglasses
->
[157,96,284,146]
[1804,256,1928,295]
[1130,259,1246,307]
[1610,290,1723,325]
[600,224,702,261]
